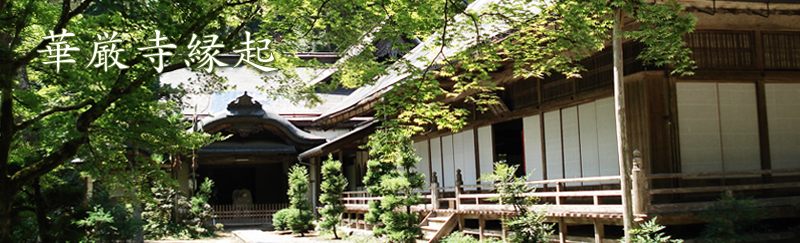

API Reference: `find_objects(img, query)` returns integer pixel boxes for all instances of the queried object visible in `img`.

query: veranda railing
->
[341,167,800,217]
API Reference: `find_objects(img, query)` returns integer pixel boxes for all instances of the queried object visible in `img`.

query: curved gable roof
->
[199,92,327,150]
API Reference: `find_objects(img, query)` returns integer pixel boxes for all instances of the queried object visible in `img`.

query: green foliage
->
[480,162,536,212]
[258,0,697,145]
[440,231,503,243]
[75,206,119,242]
[625,217,682,243]
[479,162,553,243]
[74,190,143,243]
[142,178,216,240]
[0,0,249,239]
[319,154,349,239]
[697,194,765,243]
[363,127,425,243]
[272,208,293,231]
[10,164,87,243]
[286,164,314,236]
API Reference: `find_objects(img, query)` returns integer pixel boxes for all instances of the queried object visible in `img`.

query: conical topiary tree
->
[287,164,314,236]
[363,127,425,243]
[318,154,349,239]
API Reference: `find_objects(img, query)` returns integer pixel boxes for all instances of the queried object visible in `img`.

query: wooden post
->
[594,219,605,243]
[432,172,439,210]
[455,169,463,210]
[501,215,507,242]
[632,149,648,217]
[479,215,485,241]
[555,183,562,205]
[559,218,567,243]
[614,8,635,243]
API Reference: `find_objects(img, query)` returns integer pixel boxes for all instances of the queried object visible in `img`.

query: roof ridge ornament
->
[227,91,265,116]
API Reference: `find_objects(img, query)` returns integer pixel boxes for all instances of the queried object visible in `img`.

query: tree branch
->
[10,135,88,190]
[0,0,8,18]
[224,5,260,46]
[225,0,257,7]
[14,99,95,132]
[13,0,94,70]
[299,0,333,40]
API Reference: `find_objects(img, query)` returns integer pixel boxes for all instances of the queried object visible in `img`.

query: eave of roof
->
[312,0,535,127]
[298,121,378,159]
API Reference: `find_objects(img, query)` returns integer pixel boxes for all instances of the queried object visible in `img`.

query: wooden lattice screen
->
[498,31,800,112]
[685,31,756,70]
[502,42,648,109]
[763,32,800,70]
[502,77,539,110]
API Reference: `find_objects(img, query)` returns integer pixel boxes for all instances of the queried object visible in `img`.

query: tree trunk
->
[333,221,339,239]
[34,177,53,243]
[0,186,15,243]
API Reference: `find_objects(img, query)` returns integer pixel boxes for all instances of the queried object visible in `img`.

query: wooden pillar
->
[479,215,485,241]
[632,149,648,217]
[431,172,439,210]
[613,8,635,243]
[558,218,567,243]
[455,169,463,210]
[501,215,507,242]
[594,219,605,243]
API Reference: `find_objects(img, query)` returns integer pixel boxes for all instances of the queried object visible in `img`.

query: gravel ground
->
[234,230,345,243]
[145,232,245,243]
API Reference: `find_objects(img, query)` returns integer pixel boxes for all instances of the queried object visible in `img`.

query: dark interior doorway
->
[492,119,525,177]
[199,163,287,205]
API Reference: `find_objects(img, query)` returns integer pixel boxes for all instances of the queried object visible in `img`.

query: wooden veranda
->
[339,168,800,243]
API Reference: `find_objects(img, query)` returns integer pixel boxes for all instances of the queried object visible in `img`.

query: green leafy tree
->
[75,188,143,243]
[363,127,426,243]
[142,177,216,239]
[480,162,553,243]
[0,0,261,240]
[319,154,349,239]
[252,0,696,137]
[11,163,87,242]
[287,164,314,236]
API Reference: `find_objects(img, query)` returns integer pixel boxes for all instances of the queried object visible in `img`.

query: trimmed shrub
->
[272,208,292,231]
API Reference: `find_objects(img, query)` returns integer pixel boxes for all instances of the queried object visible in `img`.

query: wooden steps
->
[419,212,458,243]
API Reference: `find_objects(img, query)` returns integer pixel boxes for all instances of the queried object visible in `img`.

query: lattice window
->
[763,32,800,70]
[685,31,755,70]
[542,72,572,102]
[501,78,539,110]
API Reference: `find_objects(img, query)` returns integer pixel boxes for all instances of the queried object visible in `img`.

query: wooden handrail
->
[458,190,622,199]
[649,181,800,195]
[460,175,621,190]
[647,168,800,180]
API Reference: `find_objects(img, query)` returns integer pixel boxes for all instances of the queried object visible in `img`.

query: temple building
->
[165,0,800,241]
